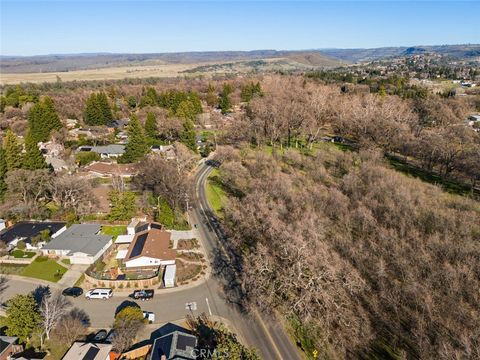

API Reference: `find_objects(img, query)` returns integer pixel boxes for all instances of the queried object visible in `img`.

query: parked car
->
[132,289,154,301]
[105,330,115,343]
[143,311,155,323]
[85,288,113,300]
[62,287,83,297]
[94,329,108,342]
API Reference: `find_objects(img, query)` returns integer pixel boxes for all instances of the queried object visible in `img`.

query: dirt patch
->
[177,239,199,250]
[176,260,202,284]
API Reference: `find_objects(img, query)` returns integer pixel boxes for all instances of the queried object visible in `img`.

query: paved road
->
[0,162,302,360]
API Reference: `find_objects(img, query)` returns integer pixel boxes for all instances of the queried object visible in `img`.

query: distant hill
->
[285,52,344,67]
[319,44,480,63]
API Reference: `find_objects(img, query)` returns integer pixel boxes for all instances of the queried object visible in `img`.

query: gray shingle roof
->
[42,224,112,256]
[91,144,125,155]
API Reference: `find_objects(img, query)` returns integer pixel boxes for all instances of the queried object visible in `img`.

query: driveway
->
[56,264,89,287]
[168,229,200,248]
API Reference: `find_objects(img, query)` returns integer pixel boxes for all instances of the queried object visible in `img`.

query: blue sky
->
[1,1,479,56]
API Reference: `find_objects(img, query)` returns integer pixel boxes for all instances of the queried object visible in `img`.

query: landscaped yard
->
[21,256,67,282]
[11,250,36,258]
[206,168,227,216]
[101,225,127,241]
[0,263,27,275]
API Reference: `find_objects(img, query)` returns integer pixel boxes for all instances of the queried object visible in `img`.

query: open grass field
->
[0,63,196,85]
[21,256,67,282]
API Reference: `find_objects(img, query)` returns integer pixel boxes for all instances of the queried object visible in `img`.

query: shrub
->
[16,241,26,250]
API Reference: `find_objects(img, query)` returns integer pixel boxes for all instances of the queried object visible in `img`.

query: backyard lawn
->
[101,225,127,241]
[11,250,36,258]
[21,257,67,282]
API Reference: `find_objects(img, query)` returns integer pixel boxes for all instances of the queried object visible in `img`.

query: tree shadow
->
[69,307,91,327]
[115,300,141,317]
[31,285,51,304]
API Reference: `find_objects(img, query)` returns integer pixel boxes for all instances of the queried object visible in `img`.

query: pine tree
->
[206,84,218,107]
[3,129,23,171]
[0,148,7,201]
[27,96,61,142]
[219,87,232,115]
[84,92,112,125]
[23,132,48,170]
[144,112,158,140]
[97,92,113,123]
[120,114,148,163]
[176,100,197,122]
[180,119,197,152]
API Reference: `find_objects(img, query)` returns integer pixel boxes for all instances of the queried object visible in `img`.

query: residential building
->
[78,144,125,159]
[0,221,67,250]
[149,327,197,360]
[62,342,114,360]
[84,162,138,177]
[42,224,112,264]
[0,336,22,360]
[122,229,175,269]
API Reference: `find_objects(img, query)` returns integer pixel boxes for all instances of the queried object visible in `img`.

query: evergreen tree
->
[139,87,159,108]
[84,92,112,125]
[180,119,197,152]
[27,96,62,142]
[120,114,148,163]
[241,82,263,102]
[176,100,197,122]
[5,294,41,343]
[219,84,232,115]
[3,129,23,171]
[23,132,48,170]
[144,112,158,140]
[97,92,113,123]
[108,191,137,220]
[0,148,7,201]
[206,84,218,107]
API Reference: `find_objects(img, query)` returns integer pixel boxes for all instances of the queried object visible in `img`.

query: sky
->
[0,1,479,56]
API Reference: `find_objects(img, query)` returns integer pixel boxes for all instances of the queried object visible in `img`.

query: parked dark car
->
[62,287,83,297]
[132,289,154,301]
[94,329,108,342]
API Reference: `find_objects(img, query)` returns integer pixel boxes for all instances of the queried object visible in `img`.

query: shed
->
[163,264,176,288]
[115,234,134,244]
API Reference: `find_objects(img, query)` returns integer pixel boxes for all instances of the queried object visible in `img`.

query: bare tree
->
[52,308,89,345]
[39,291,71,348]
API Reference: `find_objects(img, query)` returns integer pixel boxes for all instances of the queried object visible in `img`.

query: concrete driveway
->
[57,264,89,287]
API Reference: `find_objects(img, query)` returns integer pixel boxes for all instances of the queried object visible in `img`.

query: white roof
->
[116,249,128,259]
[164,264,176,281]
[115,234,135,244]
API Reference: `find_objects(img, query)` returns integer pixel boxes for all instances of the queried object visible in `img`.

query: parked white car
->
[85,288,113,300]
[143,311,155,323]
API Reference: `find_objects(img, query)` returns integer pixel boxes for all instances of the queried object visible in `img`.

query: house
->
[78,144,125,159]
[0,221,67,250]
[62,342,114,360]
[149,327,197,360]
[107,119,129,130]
[150,145,176,160]
[122,229,175,269]
[0,336,22,360]
[127,218,159,235]
[42,224,112,264]
[84,162,138,178]
[65,118,79,129]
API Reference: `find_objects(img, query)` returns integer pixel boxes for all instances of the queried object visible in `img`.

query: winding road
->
[0,162,302,360]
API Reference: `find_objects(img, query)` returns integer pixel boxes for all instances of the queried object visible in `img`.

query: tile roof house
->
[0,336,22,360]
[149,328,197,360]
[85,162,138,178]
[62,342,114,360]
[123,229,175,269]
[0,221,67,250]
[42,224,112,264]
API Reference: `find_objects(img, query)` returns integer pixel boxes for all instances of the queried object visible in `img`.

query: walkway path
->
[56,264,89,287]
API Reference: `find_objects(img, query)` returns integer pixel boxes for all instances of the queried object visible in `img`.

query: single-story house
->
[0,336,22,360]
[123,229,175,269]
[85,162,138,178]
[149,327,197,360]
[78,144,125,159]
[62,342,114,360]
[151,145,176,160]
[42,224,112,264]
[107,119,129,130]
[0,221,67,250]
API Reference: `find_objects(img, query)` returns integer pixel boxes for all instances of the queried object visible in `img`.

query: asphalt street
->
[0,162,302,360]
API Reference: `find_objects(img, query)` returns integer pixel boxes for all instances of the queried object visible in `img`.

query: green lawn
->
[101,225,127,241]
[21,257,67,283]
[11,250,36,258]
[61,258,71,265]
[206,169,227,216]
[0,264,27,275]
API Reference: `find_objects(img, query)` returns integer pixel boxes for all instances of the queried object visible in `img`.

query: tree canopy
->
[83,92,113,125]
[5,294,41,343]
[119,114,148,163]
[27,96,62,142]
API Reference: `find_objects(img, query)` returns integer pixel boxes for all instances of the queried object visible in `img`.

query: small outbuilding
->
[163,264,176,288]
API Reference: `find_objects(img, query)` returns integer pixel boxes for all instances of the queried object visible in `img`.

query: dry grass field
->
[0,62,200,85]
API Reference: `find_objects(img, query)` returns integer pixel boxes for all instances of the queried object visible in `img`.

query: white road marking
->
[206,297,212,316]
